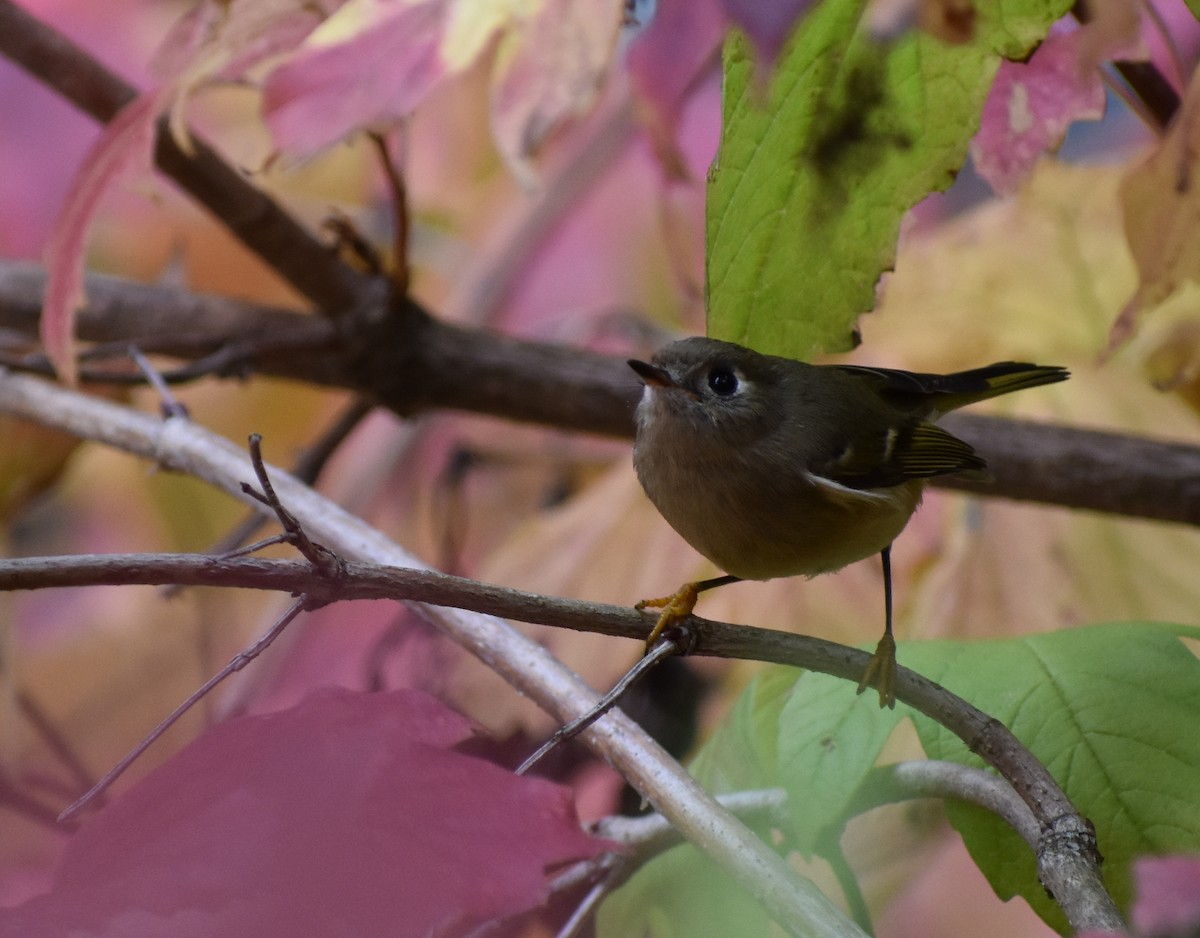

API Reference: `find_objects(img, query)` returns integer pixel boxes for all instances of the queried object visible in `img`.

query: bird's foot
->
[856,632,897,709]
[635,582,701,649]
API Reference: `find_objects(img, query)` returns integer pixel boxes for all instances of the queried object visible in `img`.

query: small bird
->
[628,336,1068,707]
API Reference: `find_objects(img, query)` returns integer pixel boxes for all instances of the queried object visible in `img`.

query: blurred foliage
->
[3,0,1200,935]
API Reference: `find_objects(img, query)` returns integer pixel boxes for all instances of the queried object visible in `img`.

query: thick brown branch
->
[3,260,1200,527]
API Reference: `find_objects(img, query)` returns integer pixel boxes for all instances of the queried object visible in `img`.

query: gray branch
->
[0,366,867,938]
[0,545,1125,933]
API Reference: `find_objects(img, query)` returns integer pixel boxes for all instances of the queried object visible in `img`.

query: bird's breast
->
[634,435,923,579]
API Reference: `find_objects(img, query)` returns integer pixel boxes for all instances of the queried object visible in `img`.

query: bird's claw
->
[857,632,897,709]
[635,582,701,648]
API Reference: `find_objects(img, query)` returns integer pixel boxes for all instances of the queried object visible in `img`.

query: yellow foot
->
[635,582,701,648]
[856,632,897,709]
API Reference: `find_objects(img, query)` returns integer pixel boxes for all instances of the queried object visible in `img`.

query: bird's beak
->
[628,359,673,388]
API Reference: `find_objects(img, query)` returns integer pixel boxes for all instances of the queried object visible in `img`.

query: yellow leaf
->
[488,0,625,187]
[1112,66,1200,353]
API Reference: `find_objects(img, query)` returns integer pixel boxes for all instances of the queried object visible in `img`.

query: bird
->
[627,336,1069,707]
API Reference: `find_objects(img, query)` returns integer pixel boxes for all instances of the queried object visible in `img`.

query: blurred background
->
[3,1,1200,934]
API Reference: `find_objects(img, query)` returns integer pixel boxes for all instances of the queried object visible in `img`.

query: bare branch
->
[58,597,309,822]
[3,260,1200,525]
[517,633,684,776]
[0,547,1124,932]
[0,368,864,938]
[853,761,1040,847]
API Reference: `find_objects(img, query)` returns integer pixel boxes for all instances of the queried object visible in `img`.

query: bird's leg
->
[857,545,898,709]
[636,574,741,648]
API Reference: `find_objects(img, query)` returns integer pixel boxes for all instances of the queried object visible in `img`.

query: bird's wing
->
[812,420,986,491]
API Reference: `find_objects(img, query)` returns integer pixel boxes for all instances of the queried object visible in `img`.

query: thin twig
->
[369,132,410,296]
[57,597,309,822]
[217,533,292,559]
[554,872,622,938]
[243,433,339,575]
[189,397,374,564]
[0,371,869,937]
[128,345,188,418]
[517,632,685,775]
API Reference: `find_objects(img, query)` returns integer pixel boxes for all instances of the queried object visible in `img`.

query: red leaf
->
[41,91,162,387]
[626,0,725,177]
[0,689,606,937]
[262,0,451,157]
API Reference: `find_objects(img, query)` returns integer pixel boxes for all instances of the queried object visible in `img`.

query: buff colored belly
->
[646,469,924,581]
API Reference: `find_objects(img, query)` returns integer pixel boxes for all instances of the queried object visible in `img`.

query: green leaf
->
[689,664,910,874]
[689,664,799,792]
[706,0,1072,360]
[616,624,1200,935]
[596,842,771,938]
[901,623,1200,933]
[774,670,906,856]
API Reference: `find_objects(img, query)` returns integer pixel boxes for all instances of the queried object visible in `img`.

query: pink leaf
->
[971,25,1107,195]
[1132,855,1200,936]
[1110,65,1200,354]
[152,0,348,85]
[262,0,451,157]
[626,0,726,177]
[0,688,606,937]
[41,91,162,387]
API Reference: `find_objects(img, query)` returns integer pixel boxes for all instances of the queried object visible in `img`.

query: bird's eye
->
[707,368,739,396]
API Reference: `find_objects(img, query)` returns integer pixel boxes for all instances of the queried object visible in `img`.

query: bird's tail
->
[933,362,1070,412]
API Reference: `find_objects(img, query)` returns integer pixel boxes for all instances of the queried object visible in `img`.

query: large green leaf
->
[642,623,1200,935]
[706,0,1072,359]
[774,671,905,856]
[902,622,1200,933]
[688,663,800,792]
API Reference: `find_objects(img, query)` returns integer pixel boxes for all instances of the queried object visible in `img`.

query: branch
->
[0,546,1124,932]
[0,368,865,938]
[0,369,1126,931]
[3,259,1200,527]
